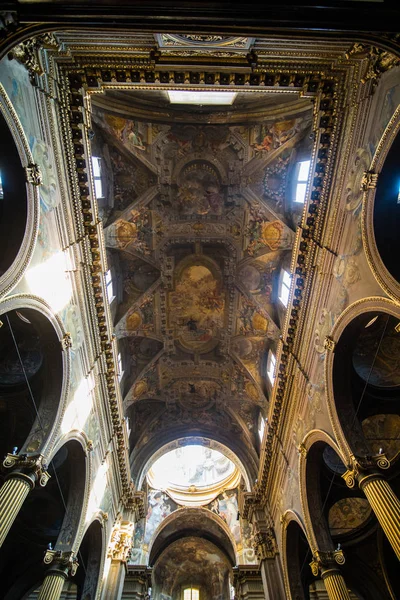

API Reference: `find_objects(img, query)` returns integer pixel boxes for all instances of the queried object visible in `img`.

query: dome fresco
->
[149,445,235,490]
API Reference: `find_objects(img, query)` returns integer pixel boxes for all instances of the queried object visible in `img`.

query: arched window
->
[183,587,200,600]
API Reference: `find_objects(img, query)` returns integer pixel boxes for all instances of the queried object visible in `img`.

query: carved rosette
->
[342,453,391,489]
[43,550,79,577]
[107,520,135,562]
[309,549,345,577]
[252,527,278,561]
[3,453,51,487]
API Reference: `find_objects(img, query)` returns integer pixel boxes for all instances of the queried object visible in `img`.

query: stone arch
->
[148,506,238,567]
[49,432,92,555]
[298,430,346,554]
[281,510,312,600]
[324,296,400,460]
[75,517,105,600]
[0,294,70,459]
[0,85,40,299]
[131,428,258,491]
[362,104,400,302]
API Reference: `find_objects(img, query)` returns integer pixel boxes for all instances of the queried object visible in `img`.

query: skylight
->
[167,91,237,105]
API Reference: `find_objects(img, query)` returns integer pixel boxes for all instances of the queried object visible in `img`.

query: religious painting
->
[245,206,289,256]
[362,414,400,460]
[328,497,372,536]
[144,489,178,545]
[109,146,153,212]
[105,208,153,255]
[169,261,225,353]
[250,118,301,155]
[176,161,225,217]
[237,296,268,336]
[208,490,241,543]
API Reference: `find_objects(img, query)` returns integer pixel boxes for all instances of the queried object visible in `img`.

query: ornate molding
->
[360,170,378,191]
[345,43,400,87]
[323,336,335,352]
[44,549,79,577]
[7,33,60,83]
[3,452,50,487]
[25,163,43,186]
[309,549,345,577]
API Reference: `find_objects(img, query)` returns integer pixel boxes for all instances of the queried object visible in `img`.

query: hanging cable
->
[5,314,88,576]
[298,313,390,581]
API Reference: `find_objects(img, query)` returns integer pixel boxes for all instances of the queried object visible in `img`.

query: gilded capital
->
[310,549,345,576]
[3,453,50,487]
[44,550,79,577]
[107,520,135,562]
[342,453,390,489]
[252,527,278,561]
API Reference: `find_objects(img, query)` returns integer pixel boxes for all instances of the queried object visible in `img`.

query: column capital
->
[107,519,135,562]
[3,453,51,488]
[253,527,278,561]
[342,453,390,489]
[43,550,79,578]
[309,549,345,577]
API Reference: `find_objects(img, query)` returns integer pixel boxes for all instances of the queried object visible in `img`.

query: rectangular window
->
[267,352,276,385]
[92,156,103,199]
[117,352,124,381]
[258,415,265,442]
[295,159,311,203]
[279,269,292,307]
[105,269,114,303]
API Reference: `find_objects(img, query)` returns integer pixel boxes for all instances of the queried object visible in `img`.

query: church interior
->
[0,4,400,599]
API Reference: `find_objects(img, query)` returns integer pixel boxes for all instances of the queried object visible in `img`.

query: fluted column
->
[38,550,79,600]
[310,550,351,600]
[343,454,400,560]
[0,453,50,547]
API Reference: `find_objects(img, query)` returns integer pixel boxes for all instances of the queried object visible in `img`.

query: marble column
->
[310,550,351,600]
[38,550,79,600]
[0,453,50,547]
[343,454,400,561]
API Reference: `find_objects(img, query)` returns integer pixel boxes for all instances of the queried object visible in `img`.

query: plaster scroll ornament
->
[314,309,334,354]
[345,147,371,214]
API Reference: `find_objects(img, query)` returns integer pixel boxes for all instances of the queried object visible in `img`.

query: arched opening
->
[332,311,400,462]
[305,442,385,600]
[285,520,312,600]
[152,536,232,600]
[0,110,29,281]
[373,127,400,284]
[74,520,103,600]
[0,307,63,461]
[1,440,86,599]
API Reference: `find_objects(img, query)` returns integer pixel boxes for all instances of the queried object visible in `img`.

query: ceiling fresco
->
[90,91,313,474]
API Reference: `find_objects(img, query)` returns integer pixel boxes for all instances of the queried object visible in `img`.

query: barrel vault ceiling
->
[84,34,314,474]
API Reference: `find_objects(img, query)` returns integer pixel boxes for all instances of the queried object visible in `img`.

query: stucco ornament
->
[314,309,334,354]
[345,147,371,214]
